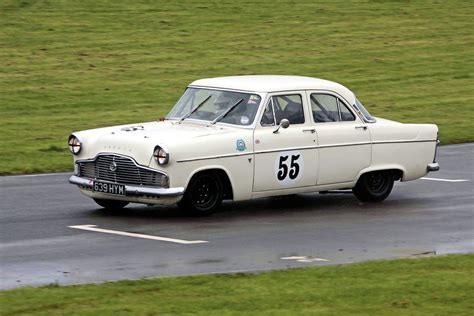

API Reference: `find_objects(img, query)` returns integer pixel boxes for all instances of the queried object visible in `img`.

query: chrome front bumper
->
[69,175,184,198]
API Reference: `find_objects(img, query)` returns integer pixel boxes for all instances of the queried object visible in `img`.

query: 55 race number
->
[277,154,300,180]
[274,151,304,186]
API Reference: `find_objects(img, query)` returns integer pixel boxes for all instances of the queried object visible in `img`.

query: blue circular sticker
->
[236,139,246,152]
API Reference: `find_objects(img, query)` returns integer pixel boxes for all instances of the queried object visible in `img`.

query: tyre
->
[352,170,395,202]
[93,198,129,210]
[178,172,223,216]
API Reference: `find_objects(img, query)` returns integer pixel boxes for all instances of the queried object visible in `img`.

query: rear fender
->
[357,165,407,182]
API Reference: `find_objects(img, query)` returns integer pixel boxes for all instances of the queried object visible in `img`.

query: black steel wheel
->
[178,172,223,216]
[93,198,129,210]
[352,171,394,202]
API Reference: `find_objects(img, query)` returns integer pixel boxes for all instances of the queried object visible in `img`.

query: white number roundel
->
[274,150,304,186]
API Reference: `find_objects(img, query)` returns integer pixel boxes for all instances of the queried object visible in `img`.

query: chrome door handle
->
[303,129,316,133]
[355,126,367,130]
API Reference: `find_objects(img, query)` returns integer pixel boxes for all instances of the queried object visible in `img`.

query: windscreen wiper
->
[180,95,212,122]
[211,98,243,125]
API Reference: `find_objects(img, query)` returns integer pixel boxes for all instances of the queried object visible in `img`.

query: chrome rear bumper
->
[427,162,440,172]
[69,175,184,197]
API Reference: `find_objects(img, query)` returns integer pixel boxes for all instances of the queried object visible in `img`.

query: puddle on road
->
[409,251,437,258]
[393,240,473,258]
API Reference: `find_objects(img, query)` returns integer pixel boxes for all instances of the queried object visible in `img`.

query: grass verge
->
[1,1,473,174]
[1,254,473,315]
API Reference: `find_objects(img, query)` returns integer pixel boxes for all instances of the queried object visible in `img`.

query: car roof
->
[189,75,356,104]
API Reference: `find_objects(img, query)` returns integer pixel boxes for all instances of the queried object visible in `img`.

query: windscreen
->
[167,88,262,126]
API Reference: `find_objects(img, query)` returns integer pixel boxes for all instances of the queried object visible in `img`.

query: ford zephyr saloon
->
[68,75,439,216]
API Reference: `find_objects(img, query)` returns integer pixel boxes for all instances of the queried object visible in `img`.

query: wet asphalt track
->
[1,143,473,289]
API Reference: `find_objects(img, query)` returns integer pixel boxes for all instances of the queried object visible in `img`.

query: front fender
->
[174,155,254,201]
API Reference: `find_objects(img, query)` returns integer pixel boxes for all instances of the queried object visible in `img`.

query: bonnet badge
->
[109,161,118,172]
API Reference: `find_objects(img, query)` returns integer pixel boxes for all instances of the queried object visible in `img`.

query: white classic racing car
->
[69,75,439,215]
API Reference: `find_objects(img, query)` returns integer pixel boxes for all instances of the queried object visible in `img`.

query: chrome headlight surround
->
[153,146,169,165]
[68,135,82,155]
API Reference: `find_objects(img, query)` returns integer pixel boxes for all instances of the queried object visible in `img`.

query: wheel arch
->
[185,166,234,200]
[356,165,406,182]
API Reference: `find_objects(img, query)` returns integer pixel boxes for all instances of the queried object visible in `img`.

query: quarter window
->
[339,100,356,121]
[260,100,276,126]
[311,94,355,122]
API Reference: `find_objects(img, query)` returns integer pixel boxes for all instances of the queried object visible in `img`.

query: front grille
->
[78,154,168,187]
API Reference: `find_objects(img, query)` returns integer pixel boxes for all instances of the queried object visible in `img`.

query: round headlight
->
[153,146,169,165]
[68,135,82,155]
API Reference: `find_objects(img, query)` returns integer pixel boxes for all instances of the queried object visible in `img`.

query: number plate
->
[93,181,126,196]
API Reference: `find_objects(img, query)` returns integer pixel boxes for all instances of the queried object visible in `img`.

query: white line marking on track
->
[420,177,469,183]
[68,225,208,244]
[281,256,307,260]
[297,258,329,262]
[281,256,329,262]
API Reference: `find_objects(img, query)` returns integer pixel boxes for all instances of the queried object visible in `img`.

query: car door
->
[308,91,371,185]
[253,92,318,192]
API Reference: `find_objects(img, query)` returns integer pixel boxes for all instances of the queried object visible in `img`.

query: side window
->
[273,94,305,125]
[311,94,356,123]
[311,94,339,122]
[339,100,356,121]
[260,94,305,126]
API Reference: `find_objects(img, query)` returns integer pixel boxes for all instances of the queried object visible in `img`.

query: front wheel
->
[93,198,129,210]
[178,172,223,216]
[353,171,395,202]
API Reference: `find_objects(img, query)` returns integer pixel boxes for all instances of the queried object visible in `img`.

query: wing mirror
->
[273,118,290,134]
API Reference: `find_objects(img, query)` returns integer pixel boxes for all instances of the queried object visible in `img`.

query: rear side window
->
[311,94,355,122]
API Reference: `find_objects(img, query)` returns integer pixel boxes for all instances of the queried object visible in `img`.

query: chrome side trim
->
[256,142,372,154]
[372,140,437,145]
[256,145,319,155]
[177,152,253,163]
[319,142,371,149]
[176,140,436,163]
[69,175,184,197]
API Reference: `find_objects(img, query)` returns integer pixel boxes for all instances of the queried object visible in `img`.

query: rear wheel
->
[178,172,223,216]
[353,171,395,202]
[93,198,129,210]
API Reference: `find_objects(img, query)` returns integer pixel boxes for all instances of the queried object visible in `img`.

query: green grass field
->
[1,254,473,315]
[1,0,473,174]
